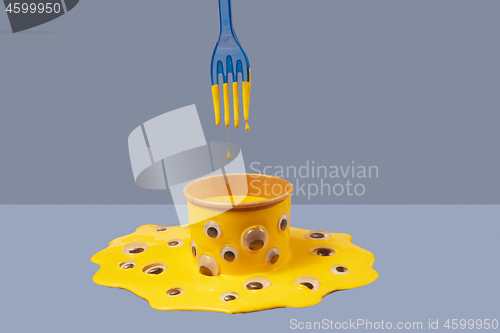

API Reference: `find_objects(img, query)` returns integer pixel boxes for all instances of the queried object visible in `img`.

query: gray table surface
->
[1,205,498,333]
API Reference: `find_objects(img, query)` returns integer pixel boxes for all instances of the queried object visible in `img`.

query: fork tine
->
[211,60,225,126]
[212,84,220,126]
[224,56,236,128]
[233,81,239,128]
[242,68,251,131]
[223,83,230,127]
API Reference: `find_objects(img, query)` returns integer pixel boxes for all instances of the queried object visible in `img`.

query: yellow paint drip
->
[242,77,251,132]
[226,127,231,159]
[91,225,378,314]
[211,70,250,131]
[92,175,377,314]
[233,81,239,128]
[223,83,230,128]
[211,84,220,126]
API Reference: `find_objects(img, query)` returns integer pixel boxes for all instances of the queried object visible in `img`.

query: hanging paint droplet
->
[226,127,231,159]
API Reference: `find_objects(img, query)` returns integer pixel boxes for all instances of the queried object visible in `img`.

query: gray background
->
[1,205,498,332]
[1,0,499,204]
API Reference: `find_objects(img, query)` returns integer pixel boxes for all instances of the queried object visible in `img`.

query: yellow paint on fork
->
[211,85,220,126]
[242,69,251,131]
[233,81,239,128]
[223,83,230,127]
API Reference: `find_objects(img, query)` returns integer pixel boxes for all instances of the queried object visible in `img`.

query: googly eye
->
[293,276,321,291]
[242,227,269,252]
[266,247,280,265]
[155,225,170,232]
[142,262,167,275]
[311,247,336,256]
[167,239,184,247]
[331,265,349,275]
[190,241,197,258]
[122,242,148,255]
[220,292,239,302]
[197,254,219,276]
[244,277,271,290]
[204,221,221,239]
[306,229,331,240]
[220,245,238,263]
[278,213,289,231]
[119,261,136,269]
[166,288,184,297]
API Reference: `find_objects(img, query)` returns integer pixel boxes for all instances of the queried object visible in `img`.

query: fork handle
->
[219,0,235,36]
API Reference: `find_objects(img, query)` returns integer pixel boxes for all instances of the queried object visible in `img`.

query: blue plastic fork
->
[211,0,251,131]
